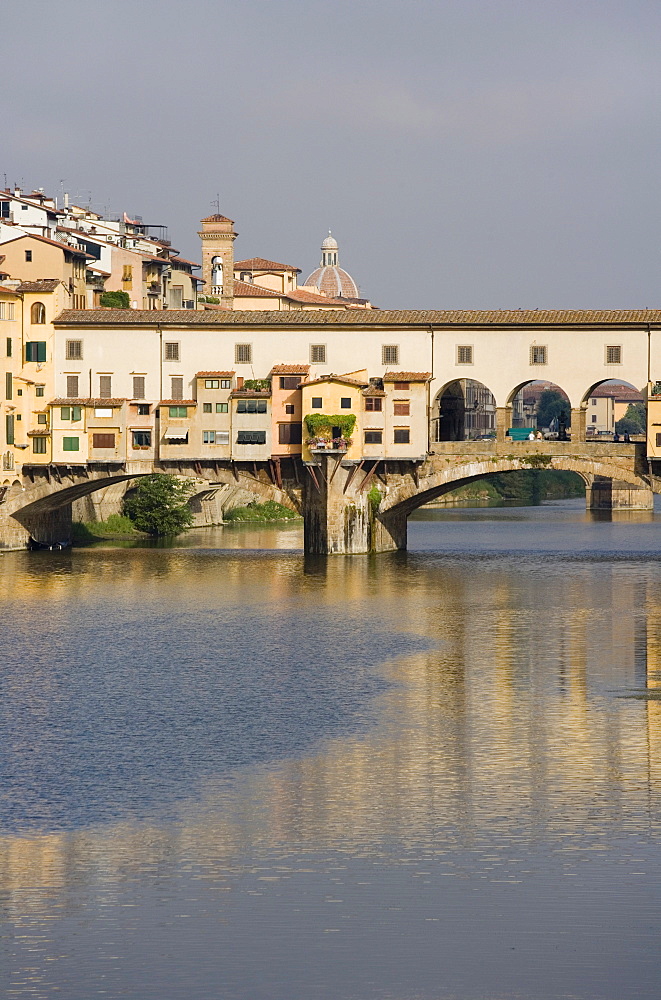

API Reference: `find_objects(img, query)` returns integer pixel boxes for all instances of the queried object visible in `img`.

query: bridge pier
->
[587,477,653,511]
[303,453,406,555]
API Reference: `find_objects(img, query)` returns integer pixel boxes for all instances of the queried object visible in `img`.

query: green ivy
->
[99,290,130,309]
[304,413,356,437]
[243,379,271,391]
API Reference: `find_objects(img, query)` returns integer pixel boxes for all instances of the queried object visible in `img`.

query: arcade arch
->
[433,379,497,442]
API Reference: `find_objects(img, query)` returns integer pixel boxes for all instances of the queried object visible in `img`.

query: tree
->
[536,390,570,430]
[615,402,646,435]
[100,290,130,309]
[123,475,195,536]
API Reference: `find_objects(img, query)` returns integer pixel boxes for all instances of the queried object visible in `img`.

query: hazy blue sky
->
[4,0,661,309]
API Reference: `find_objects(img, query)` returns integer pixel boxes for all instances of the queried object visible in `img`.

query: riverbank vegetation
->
[224,500,300,522]
[442,469,584,504]
[72,514,143,543]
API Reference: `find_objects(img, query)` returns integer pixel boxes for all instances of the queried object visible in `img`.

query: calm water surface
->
[2,499,661,999]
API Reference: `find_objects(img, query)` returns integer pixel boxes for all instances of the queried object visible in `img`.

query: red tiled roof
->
[590,383,643,399]
[160,399,196,405]
[16,279,61,292]
[50,398,126,406]
[200,214,234,224]
[285,288,348,305]
[270,364,310,374]
[2,233,93,257]
[235,257,301,273]
[170,256,201,268]
[195,371,235,378]
[304,374,369,388]
[383,372,432,382]
[233,279,281,298]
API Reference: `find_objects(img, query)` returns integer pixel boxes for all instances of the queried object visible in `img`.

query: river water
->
[1,499,661,1000]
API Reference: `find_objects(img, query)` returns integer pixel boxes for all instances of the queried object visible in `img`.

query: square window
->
[393,401,410,416]
[92,433,115,449]
[203,430,215,444]
[168,406,188,418]
[285,403,295,414]
[164,341,180,361]
[36,385,44,397]
[530,345,547,365]
[279,422,303,445]
[25,341,46,363]
[203,402,213,413]
[394,428,410,444]
[137,403,150,415]
[60,406,71,420]
[205,379,220,389]
[311,397,322,409]
[32,436,47,454]
[280,376,300,390]
[216,431,229,445]
[606,345,622,365]
[37,413,47,424]
[235,343,252,364]
[216,402,228,413]
[364,430,383,444]
[340,397,351,409]
[66,340,83,360]
[457,345,473,364]
[310,344,326,364]
[132,430,151,448]
[62,436,79,451]
[382,345,399,365]
[220,379,231,389]
[365,397,382,412]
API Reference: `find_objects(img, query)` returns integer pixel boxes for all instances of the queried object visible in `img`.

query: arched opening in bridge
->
[433,379,497,442]
[582,379,645,439]
[509,380,571,438]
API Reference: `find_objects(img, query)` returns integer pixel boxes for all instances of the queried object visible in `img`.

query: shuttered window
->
[364,430,382,444]
[25,341,46,362]
[394,401,410,416]
[132,376,145,399]
[170,376,184,400]
[365,397,382,411]
[32,437,47,454]
[92,433,115,448]
[236,399,267,413]
[5,372,11,400]
[62,437,79,451]
[394,428,410,444]
[236,430,266,444]
[279,376,300,389]
[5,413,14,444]
[99,375,112,397]
[278,422,302,444]
[66,375,79,397]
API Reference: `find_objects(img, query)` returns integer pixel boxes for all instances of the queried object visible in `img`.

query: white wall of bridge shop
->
[52,321,433,400]
[430,326,651,409]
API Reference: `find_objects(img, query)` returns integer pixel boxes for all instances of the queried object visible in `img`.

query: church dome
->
[304,231,359,299]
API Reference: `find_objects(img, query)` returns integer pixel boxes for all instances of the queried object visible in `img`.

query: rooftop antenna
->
[211,193,220,213]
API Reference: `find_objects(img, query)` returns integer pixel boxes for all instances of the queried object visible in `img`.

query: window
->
[657,433,661,448]
[170,285,183,309]
[365,397,382,411]
[7,303,14,320]
[168,406,188,418]
[216,402,228,413]
[382,345,399,365]
[279,376,300,390]
[25,250,32,262]
[66,375,79,397]
[457,345,473,364]
[137,403,150,415]
[205,379,220,389]
[171,376,184,400]
[394,428,410,444]
[203,402,213,413]
[221,379,231,389]
[92,433,115,449]
[94,408,113,418]
[364,430,383,444]
[311,396,322,409]
[30,302,45,323]
[340,397,351,409]
[0,202,8,218]
[5,337,11,357]
[285,403,295,414]
[99,375,112,397]
[5,372,11,399]
[61,406,82,421]
[591,414,597,423]
[235,343,252,364]
[530,345,547,365]
[32,436,47,454]
[37,413,47,424]
[203,430,229,445]
[236,430,266,445]
[132,431,151,448]
[393,381,409,391]
[25,341,46,362]
[164,342,180,361]
[591,397,597,406]
[237,399,267,413]
[310,344,326,364]
[34,385,44,398]
[606,345,622,365]
[132,376,145,399]
[278,422,302,444]
[66,340,83,360]
[5,414,14,444]
[62,437,79,451]
[122,265,133,288]
[393,401,410,416]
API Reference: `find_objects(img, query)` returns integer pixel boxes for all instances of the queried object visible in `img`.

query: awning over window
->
[164,428,188,441]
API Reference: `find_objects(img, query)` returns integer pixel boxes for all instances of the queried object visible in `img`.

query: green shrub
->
[242,379,271,391]
[224,500,299,522]
[123,474,195,535]
[99,290,130,309]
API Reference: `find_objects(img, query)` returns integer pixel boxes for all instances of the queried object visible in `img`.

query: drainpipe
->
[428,325,434,453]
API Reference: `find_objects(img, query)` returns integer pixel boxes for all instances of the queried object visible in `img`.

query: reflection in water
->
[2,503,661,999]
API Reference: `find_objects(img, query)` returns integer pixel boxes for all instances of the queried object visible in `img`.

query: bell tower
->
[198,213,237,308]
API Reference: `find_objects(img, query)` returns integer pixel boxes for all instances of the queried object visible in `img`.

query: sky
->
[3,0,661,310]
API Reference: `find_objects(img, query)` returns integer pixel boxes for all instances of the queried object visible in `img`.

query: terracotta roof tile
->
[233,279,281,298]
[160,399,196,405]
[383,372,432,382]
[2,233,93,257]
[284,288,348,305]
[200,214,234,224]
[17,278,61,292]
[195,371,235,378]
[270,364,311,374]
[235,257,301,273]
[50,398,126,406]
[304,374,368,388]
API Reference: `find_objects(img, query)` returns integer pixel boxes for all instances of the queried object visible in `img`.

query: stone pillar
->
[571,406,586,443]
[587,477,653,510]
[14,503,73,546]
[496,406,512,443]
[0,510,30,550]
[303,453,406,554]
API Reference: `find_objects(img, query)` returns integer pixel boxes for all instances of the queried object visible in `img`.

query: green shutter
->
[61,407,71,420]
[5,413,14,445]
[62,437,79,452]
[5,372,11,400]
[72,406,82,422]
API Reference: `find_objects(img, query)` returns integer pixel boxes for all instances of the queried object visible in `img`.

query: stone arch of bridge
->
[378,455,649,523]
